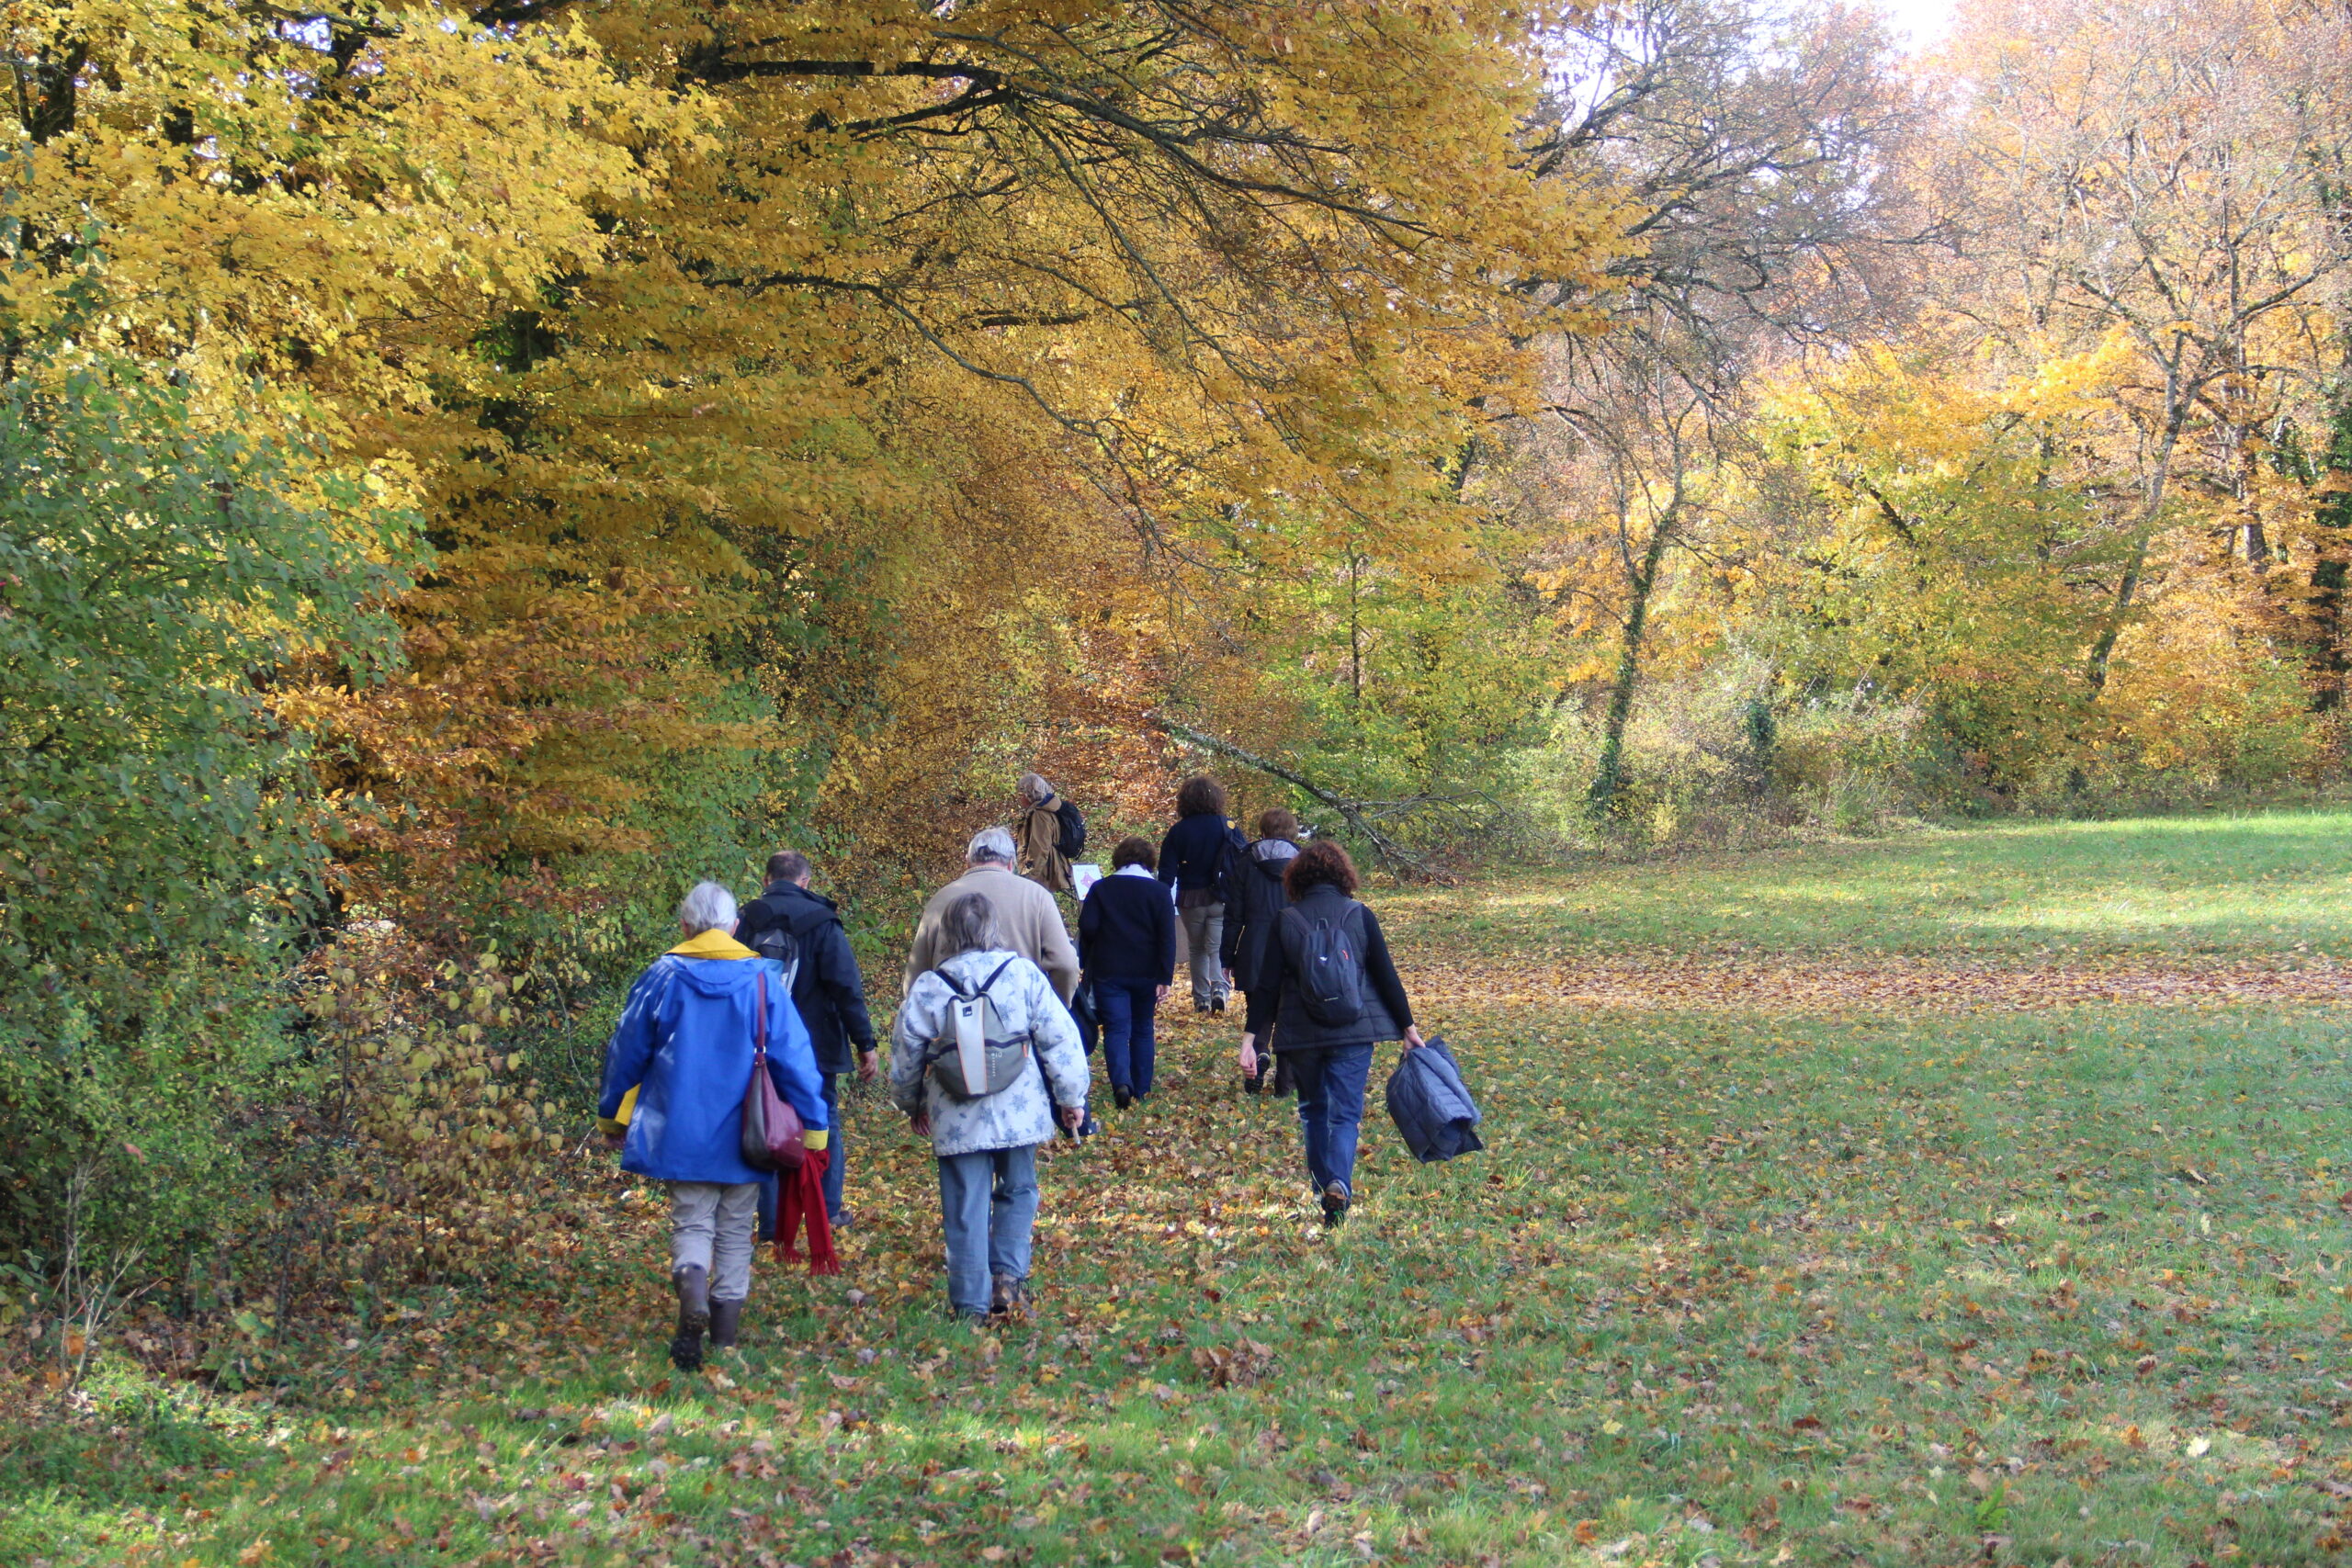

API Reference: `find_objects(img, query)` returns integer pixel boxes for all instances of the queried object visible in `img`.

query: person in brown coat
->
[1014,773,1075,895]
[903,827,1081,1002]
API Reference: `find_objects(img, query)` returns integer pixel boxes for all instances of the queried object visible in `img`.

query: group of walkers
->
[596,773,1422,1363]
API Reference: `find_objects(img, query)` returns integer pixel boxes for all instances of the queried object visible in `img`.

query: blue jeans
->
[1094,978,1160,1096]
[935,1145,1039,1316]
[756,1071,848,1238]
[820,1073,846,1224]
[1287,1043,1375,1197]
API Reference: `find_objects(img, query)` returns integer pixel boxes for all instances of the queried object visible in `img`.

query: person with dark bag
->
[1077,836,1176,1109]
[1238,841,1424,1227]
[598,882,831,1369]
[1219,807,1302,1096]
[739,851,879,1230]
[891,894,1091,1320]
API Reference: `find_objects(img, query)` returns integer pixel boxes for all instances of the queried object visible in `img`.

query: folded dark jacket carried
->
[1385,1036,1485,1163]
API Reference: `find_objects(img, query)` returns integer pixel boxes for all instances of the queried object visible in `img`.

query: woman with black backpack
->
[1238,840,1424,1226]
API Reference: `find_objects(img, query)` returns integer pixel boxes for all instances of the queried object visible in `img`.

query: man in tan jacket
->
[1014,773,1074,895]
[903,827,1080,1002]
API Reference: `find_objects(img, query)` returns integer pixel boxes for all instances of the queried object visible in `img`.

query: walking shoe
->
[708,1298,744,1349]
[989,1274,1031,1317]
[1319,1181,1351,1228]
[1114,1085,1134,1110]
[831,1210,854,1231]
[669,1263,711,1371]
[1212,996,1227,1014]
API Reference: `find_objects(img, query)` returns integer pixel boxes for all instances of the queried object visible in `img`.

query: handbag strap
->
[753,969,768,1066]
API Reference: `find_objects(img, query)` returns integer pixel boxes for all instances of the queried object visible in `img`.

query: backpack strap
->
[975,955,1020,998]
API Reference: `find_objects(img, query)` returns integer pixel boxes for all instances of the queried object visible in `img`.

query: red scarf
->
[775,1145,840,1274]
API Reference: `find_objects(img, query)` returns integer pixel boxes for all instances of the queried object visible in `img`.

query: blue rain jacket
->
[598,931,829,1185]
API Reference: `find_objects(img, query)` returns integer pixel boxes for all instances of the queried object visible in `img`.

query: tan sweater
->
[902,863,1080,1002]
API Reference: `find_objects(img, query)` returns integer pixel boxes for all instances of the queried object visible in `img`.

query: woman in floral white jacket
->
[893,893,1090,1319]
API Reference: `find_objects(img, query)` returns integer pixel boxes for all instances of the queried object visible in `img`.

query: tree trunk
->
[1589,513,1677,817]
[2087,393,2188,694]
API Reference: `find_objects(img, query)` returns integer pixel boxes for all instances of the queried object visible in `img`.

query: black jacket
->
[737,880,876,1076]
[1241,885,1414,1051]
[1158,812,1240,897]
[1078,872,1177,984]
[1218,837,1298,992]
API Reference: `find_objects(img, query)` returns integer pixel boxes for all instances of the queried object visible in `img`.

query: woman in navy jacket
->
[1158,775,1242,1013]
[1078,836,1176,1107]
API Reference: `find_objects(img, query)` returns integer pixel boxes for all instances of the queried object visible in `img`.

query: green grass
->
[1394,807,2352,961]
[6,808,2352,1567]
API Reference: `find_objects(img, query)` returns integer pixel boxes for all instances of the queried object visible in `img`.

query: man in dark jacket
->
[738,851,878,1229]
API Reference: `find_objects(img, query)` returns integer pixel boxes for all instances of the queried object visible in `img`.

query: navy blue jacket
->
[738,879,876,1076]
[1078,872,1177,984]
[1158,812,1240,897]
[1385,1037,1485,1163]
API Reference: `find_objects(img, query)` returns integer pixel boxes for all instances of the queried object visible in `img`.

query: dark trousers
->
[1242,1005,1294,1095]
[1094,978,1160,1096]
[1287,1043,1375,1197]
[759,1070,848,1239]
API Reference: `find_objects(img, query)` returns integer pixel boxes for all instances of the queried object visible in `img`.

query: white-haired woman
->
[894,892,1090,1319]
[599,881,831,1369]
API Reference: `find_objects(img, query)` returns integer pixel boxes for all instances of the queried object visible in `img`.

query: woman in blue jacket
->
[1158,775,1242,1013]
[1078,836,1176,1107]
[599,881,831,1370]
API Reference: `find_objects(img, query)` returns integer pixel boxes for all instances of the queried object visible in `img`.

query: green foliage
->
[0,348,417,1318]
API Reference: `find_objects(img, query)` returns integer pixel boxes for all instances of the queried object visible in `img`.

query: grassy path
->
[7,811,2352,1566]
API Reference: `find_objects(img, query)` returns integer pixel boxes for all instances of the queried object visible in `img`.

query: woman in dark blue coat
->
[1078,836,1176,1108]
[1159,775,1242,1013]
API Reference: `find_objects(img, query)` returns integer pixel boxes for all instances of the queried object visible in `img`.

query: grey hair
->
[938,892,1001,957]
[967,825,1016,865]
[677,880,738,933]
[1017,772,1052,804]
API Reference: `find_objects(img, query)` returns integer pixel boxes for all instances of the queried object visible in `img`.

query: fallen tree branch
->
[1151,715,1442,881]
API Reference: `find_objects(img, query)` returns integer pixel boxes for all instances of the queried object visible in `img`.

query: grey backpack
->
[921,957,1035,1100]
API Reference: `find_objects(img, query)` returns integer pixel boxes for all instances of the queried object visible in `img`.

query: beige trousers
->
[669,1181,759,1302]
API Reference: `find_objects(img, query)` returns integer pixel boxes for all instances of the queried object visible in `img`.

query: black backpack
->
[1211,823,1250,906]
[1283,903,1365,1029]
[1052,798,1086,859]
[742,905,803,994]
